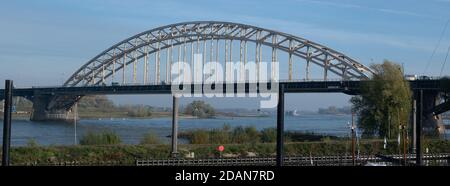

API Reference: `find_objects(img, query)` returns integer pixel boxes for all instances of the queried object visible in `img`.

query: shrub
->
[230,126,260,144]
[26,138,39,147]
[209,129,230,144]
[140,131,161,145]
[245,126,260,144]
[261,128,277,143]
[231,126,248,144]
[79,131,122,145]
[190,130,209,144]
[184,101,215,118]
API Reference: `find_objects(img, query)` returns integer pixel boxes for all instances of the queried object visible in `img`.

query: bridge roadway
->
[0,79,444,99]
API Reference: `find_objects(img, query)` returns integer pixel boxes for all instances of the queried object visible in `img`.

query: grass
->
[5,139,450,165]
[179,125,340,144]
[140,131,161,145]
[79,131,122,145]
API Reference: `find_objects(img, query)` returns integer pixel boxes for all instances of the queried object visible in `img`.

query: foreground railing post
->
[2,80,13,166]
[171,96,179,158]
[276,83,285,167]
[415,90,423,166]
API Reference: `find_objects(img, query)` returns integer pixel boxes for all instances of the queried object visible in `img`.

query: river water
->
[1,115,449,146]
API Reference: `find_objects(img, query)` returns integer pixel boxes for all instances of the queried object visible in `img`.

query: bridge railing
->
[27,79,357,88]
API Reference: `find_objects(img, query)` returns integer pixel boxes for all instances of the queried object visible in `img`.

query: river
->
[1,115,449,146]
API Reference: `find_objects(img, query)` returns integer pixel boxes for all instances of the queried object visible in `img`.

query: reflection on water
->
[1,116,449,146]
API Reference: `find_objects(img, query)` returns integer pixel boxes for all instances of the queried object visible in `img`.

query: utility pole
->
[416,90,423,166]
[276,84,285,167]
[351,112,356,166]
[2,80,13,166]
[74,102,78,145]
[171,96,179,158]
[402,123,407,165]
[411,99,417,152]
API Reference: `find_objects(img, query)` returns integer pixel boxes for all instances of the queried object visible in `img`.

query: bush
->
[179,126,341,145]
[184,101,215,118]
[261,128,277,143]
[230,126,259,144]
[231,126,248,144]
[140,131,161,145]
[79,131,122,145]
[245,126,260,144]
[209,129,230,144]
[190,130,209,144]
[286,131,338,142]
[126,105,152,117]
[26,138,39,147]
[208,124,232,144]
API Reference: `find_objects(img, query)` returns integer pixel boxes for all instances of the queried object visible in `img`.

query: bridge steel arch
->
[31,21,377,121]
[64,21,374,87]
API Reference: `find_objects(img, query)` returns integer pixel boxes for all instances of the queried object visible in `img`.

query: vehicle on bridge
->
[404,74,417,81]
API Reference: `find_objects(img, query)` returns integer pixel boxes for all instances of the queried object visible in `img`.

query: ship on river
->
[287,110,301,117]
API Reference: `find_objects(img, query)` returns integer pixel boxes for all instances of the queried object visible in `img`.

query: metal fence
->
[136,153,450,166]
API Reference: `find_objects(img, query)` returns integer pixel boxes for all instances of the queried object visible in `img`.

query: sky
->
[1,0,450,110]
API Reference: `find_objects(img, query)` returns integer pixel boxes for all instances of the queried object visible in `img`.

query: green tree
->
[78,95,115,109]
[184,100,216,118]
[126,105,153,117]
[351,60,412,138]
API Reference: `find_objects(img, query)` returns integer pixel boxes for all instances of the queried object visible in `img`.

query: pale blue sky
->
[1,0,450,110]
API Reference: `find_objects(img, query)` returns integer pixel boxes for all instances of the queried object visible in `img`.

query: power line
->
[423,18,450,75]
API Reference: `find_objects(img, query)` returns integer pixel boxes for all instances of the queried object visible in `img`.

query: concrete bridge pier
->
[413,89,445,166]
[30,94,78,122]
[413,90,445,137]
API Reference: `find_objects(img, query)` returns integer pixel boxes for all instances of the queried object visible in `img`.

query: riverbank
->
[1,111,268,120]
[5,140,450,166]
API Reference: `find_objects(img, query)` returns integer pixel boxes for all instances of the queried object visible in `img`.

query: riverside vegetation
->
[0,96,217,119]
[4,126,450,165]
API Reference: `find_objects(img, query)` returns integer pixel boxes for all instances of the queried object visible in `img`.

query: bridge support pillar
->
[276,84,285,167]
[412,90,445,137]
[30,95,76,122]
[413,89,445,166]
[171,96,179,158]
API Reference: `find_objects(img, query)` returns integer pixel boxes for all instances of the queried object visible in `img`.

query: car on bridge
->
[404,74,417,81]
[419,75,431,80]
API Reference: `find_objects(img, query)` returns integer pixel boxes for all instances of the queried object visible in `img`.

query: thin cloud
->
[377,8,430,18]
[296,0,436,19]
[229,15,438,53]
[298,0,362,9]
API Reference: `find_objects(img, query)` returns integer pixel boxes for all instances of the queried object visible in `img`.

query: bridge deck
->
[0,80,444,99]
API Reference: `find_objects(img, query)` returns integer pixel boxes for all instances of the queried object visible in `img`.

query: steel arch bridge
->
[41,21,378,117]
[64,21,374,87]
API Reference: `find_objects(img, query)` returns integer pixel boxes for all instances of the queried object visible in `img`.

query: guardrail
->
[27,79,351,88]
[136,153,450,166]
